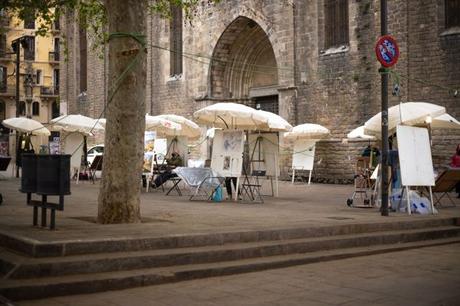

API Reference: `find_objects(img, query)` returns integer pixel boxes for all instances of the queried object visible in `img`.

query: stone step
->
[0,217,457,257]
[1,237,459,301]
[2,225,460,280]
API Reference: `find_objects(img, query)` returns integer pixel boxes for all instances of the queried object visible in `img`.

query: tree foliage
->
[1,0,220,40]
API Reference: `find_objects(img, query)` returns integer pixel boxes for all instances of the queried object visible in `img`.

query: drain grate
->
[326,216,355,220]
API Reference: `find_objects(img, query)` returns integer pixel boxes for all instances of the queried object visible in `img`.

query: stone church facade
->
[61,0,460,182]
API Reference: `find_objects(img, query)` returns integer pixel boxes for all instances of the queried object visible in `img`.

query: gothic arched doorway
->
[210,16,279,112]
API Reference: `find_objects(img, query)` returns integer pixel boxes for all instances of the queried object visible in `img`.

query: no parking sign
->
[375,35,400,67]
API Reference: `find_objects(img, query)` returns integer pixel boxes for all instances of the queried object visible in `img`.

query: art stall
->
[284,123,330,185]
[194,103,292,201]
[362,101,460,214]
[50,114,105,183]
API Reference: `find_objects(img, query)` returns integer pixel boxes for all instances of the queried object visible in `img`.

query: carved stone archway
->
[210,16,278,100]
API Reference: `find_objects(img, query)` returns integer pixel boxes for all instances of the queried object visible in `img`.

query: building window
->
[32,101,39,116]
[19,101,26,116]
[23,36,35,61]
[324,0,349,48]
[254,96,279,114]
[0,100,5,121]
[0,66,6,92]
[446,0,460,28]
[53,69,60,93]
[53,9,60,30]
[170,4,183,76]
[54,37,60,61]
[51,101,59,119]
[36,69,42,85]
[23,15,35,29]
[79,25,87,93]
[0,34,6,57]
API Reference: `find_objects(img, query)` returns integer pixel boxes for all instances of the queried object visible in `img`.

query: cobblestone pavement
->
[1,177,459,243]
[15,243,460,306]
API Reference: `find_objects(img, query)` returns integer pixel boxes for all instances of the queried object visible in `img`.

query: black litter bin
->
[36,154,71,196]
[20,153,37,193]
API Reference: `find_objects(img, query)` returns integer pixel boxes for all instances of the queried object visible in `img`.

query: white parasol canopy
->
[256,110,293,132]
[364,102,446,137]
[145,115,182,136]
[97,118,106,127]
[284,123,330,140]
[347,125,376,140]
[194,102,269,130]
[157,114,201,139]
[2,117,51,136]
[206,127,221,139]
[50,114,105,135]
[423,113,460,130]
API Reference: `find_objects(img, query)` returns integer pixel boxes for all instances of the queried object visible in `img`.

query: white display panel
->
[211,130,244,177]
[292,140,316,171]
[397,125,435,186]
[64,133,83,171]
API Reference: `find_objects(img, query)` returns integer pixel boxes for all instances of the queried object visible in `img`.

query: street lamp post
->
[380,0,389,216]
[11,35,34,177]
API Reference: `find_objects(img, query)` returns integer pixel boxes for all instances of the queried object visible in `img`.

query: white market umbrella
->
[145,115,182,136]
[2,117,51,136]
[427,113,460,130]
[97,118,106,127]
[50,114,105,135]
[284,123,330,141]
[194,102,268,130]
[206,127,221,139]
[364,102,446,137]
[157,114,201,139]
[256,110,293,132]
[347,125,375,140]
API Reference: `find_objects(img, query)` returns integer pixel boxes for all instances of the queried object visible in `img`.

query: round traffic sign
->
[375,35,400,67]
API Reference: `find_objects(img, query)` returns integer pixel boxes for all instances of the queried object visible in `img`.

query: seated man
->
[153,152,183,188]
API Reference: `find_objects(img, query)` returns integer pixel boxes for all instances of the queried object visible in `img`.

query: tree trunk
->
[98,0,146,223]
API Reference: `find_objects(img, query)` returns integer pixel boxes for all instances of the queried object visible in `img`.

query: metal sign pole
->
[380,0,390,216]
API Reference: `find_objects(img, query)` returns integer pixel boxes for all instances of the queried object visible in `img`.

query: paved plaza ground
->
[1,175,460,242]
[1,173,460,305]
[14,243,460,306]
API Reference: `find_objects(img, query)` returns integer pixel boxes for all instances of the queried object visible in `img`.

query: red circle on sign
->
[375,35,400,67]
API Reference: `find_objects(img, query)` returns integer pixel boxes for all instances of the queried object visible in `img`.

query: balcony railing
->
[40,86,59,96]
[0,50,11,61]
[0,86,15,96]
[48,51,60,62]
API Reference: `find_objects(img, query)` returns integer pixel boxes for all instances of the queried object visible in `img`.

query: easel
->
[245,134,279,198]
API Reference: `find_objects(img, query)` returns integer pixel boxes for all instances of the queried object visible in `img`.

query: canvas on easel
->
[291,140,316,184]
[397,125,436,215]
[211,130,244,200]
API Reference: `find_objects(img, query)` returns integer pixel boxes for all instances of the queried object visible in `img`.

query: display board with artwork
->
[211,130,244,177]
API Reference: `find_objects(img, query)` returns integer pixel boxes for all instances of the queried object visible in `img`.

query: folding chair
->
[431,168,460,206]
[241,170,264,203]
[88,155,103,184]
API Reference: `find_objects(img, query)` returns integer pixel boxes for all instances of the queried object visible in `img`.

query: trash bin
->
[20,153,37,193]
[36,154,71,196]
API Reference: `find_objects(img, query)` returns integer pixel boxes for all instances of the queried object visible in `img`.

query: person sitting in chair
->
[450,144,460,198]
[152,152,183,188]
